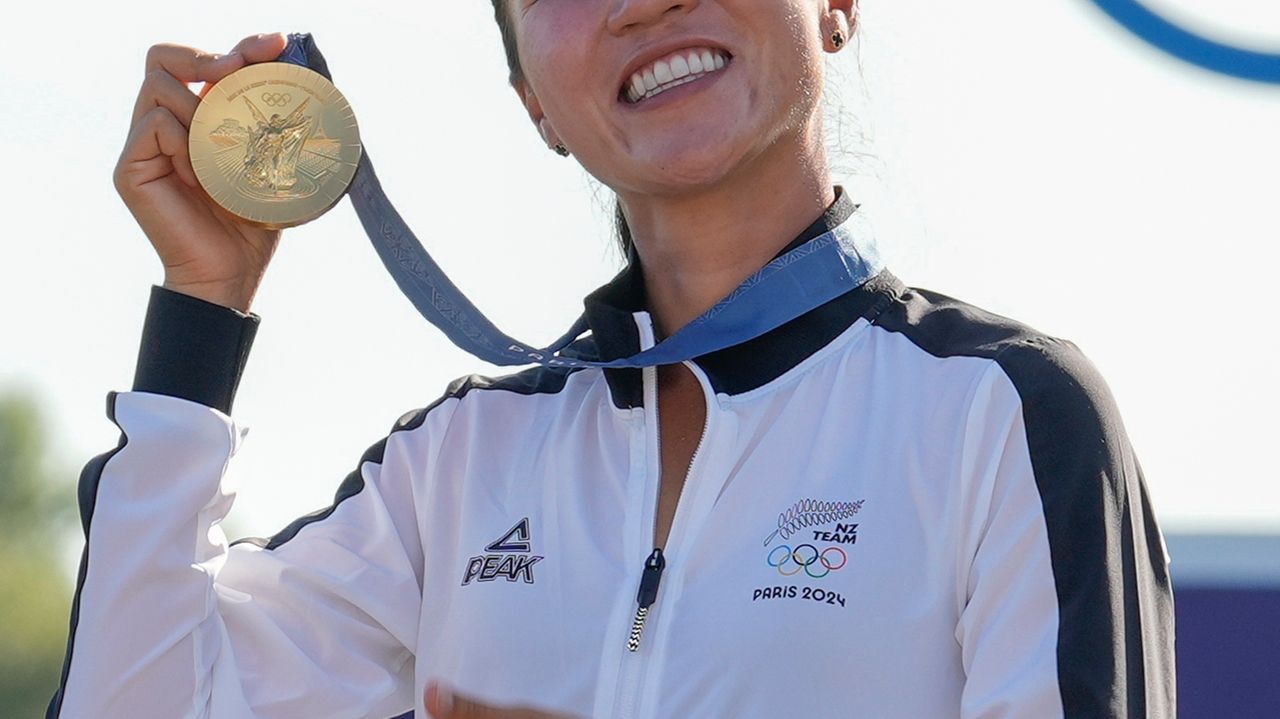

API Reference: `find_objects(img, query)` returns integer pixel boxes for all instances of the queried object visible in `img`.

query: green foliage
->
[0,391,76,717]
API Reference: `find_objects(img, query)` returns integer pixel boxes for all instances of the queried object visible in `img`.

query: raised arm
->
[48,286,453,717]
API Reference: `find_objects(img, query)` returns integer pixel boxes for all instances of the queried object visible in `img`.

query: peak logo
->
[1088,0,1280,83]
[461,518,544,586]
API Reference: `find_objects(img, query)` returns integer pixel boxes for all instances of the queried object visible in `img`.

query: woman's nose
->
[606,0,698,36]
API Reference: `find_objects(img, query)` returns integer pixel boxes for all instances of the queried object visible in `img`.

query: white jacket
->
[49,192,1175,718]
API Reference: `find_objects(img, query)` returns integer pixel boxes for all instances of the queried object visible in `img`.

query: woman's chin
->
[625,138,754,192]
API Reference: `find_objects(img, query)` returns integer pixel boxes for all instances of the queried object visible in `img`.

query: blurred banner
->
[1166,534,1280,717]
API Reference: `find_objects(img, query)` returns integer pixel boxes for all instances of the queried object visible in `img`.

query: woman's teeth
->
[624,48,731,104]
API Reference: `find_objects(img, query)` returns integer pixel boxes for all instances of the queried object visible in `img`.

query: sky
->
[1,0,1278,539]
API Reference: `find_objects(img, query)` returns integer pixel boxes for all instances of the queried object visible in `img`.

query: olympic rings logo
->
[261,92,293,107]
[766,543,847,579]
[1087,0,1280,84]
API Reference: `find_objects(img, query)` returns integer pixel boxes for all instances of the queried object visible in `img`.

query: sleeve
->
[48,286,449,719]
[954,337,1175,719]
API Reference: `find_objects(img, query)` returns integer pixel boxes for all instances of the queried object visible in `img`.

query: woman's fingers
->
[143,42,244,86]
[141,33,290,103]
[224,32,290,63]
[131,67,201,129]
[424,681,578,719]
[117,106,198,191]
[149,107,198,187]
[124,32,293,180]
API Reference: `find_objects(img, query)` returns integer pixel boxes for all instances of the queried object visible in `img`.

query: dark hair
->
[488,0,635,260]
[488,0,524,86]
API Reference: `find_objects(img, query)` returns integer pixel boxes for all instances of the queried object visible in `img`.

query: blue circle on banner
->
[1089,0,1280,84]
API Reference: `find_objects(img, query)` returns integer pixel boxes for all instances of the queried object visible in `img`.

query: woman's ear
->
[514,80,563,151]
[821,0,857,52]
[827,0,857,33]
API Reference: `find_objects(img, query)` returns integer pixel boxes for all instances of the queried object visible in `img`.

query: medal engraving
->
[190,62,361,229]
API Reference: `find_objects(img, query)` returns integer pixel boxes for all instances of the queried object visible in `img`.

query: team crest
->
[752,498,866,608]
[462,517,544,586]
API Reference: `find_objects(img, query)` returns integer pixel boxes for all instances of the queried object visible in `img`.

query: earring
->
[553,142,569,157]
[830,30,846,50]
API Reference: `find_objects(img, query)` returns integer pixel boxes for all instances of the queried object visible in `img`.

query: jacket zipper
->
[626,548,666,651]
[623,360,713,654]
[612,314,713,718]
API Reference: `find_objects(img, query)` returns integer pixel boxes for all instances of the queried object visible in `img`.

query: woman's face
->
[509,0,848,199]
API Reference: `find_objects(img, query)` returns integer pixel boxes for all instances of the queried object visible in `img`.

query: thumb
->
[426,681,495,718]
[227,31,290,64]
[197,33,289,99]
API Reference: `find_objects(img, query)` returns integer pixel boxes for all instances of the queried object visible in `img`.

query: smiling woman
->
[49,2,1174,719]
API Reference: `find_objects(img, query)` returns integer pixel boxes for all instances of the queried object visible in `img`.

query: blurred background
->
[1,1,1276,716]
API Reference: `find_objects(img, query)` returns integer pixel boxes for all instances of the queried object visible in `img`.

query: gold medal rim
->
[189,62,362,229]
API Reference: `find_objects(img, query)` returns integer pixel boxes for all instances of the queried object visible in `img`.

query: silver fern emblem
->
[763,498,865,546]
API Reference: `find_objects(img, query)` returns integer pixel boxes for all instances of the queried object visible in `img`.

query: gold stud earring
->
[831,30,846,50]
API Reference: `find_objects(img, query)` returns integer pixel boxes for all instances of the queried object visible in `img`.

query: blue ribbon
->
[277,33,885,368]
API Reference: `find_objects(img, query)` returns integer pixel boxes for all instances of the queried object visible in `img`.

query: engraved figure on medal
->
[242,94,312,194]
[205,89,343,204]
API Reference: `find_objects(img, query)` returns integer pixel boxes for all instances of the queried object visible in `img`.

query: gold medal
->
[189,61,362,229]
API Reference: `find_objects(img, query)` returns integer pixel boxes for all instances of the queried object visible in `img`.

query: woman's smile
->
[619,46,734,105]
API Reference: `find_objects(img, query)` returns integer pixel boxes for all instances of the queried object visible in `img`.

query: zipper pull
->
[627,548,666,652]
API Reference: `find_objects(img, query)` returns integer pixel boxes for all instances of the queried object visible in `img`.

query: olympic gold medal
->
[189,62,362,229]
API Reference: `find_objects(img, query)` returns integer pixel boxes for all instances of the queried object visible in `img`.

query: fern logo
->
[763,498,865,547]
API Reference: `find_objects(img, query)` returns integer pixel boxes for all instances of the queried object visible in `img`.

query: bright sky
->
[1,1,1277,538]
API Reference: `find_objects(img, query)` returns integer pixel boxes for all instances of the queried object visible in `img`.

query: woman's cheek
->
[520,2,603,65]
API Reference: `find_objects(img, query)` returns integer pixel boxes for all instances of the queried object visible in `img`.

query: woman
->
[50,2,1175,718]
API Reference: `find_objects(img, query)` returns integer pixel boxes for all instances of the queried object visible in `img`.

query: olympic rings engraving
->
[766,543,848,579]
[261,92,293,107]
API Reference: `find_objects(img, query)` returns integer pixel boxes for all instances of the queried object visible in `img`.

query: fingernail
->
[437,683,454,713]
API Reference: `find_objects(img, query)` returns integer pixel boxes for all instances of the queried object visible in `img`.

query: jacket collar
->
[579,186,901,408]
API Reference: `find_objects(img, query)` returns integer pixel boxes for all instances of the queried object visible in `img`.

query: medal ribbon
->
[277,33,885,368]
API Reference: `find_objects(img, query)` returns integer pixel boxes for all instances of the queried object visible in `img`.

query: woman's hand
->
[425,681,583,719]
[114,32,290,312]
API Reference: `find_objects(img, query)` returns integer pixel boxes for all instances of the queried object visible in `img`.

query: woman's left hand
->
[425,681,584,719]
